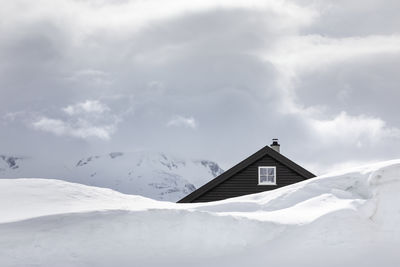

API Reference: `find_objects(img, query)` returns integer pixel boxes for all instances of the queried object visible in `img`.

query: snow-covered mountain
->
[0,151,224,201]
[1,160,400,267]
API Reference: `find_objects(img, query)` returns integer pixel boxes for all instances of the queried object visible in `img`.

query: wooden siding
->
[193,154,306,202]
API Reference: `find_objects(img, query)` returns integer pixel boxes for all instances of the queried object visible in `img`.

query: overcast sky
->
[1,0,400,174]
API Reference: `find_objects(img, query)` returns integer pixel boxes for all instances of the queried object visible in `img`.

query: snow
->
[0,151,224,201]
[1,160,400,266]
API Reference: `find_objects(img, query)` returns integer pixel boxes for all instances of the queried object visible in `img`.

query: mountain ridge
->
[0,151,224,202]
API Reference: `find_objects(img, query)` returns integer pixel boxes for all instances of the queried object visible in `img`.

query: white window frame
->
[258,166,277,185]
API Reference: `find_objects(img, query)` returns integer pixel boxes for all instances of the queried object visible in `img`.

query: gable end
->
[178,145,315,203]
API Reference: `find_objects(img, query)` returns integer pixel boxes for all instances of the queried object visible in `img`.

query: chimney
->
[270,138,280,153]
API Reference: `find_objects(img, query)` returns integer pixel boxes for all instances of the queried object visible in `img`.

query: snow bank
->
[1,160,400,267]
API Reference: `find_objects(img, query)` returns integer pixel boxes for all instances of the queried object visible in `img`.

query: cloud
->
[2,111,26,123]
[167,116,198,129]
[300,0,400,37]
[29,100,121,140]
[1,0,400,173]
[32,117,115,140]
[308,111,400,146]
[265,34,400,76]
[63,100,110,116]
[66,69,112,87]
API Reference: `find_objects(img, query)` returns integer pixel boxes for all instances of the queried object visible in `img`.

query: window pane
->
[268,168,275,176]
[260,168,268,175]
[260,175,268,183]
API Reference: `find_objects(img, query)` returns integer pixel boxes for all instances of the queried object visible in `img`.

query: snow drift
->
[1,160,400,267]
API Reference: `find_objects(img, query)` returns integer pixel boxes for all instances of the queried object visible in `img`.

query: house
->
[178,139,315,203]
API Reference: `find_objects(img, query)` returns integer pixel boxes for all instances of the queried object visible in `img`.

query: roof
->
[177,145,316,203]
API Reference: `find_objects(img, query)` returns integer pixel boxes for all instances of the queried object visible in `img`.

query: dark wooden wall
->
[192,154,307,202]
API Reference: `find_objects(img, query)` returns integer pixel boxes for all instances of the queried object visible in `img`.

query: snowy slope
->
[1,160,400,267]
[0,151,224,201]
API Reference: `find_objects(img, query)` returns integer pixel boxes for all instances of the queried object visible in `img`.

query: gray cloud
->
[167,115,198,129]
[295,54,400,124]
[1,0,400,174]
[299,0,400,37]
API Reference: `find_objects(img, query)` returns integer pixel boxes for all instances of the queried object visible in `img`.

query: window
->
[258,166,276,185]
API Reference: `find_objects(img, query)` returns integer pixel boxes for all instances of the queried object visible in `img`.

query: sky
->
[1,0,400,174]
